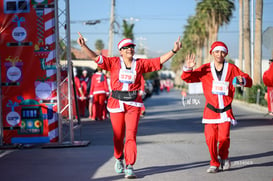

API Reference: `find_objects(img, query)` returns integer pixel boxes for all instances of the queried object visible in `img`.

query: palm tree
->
[187,15,207,67]
[238,0,243,70]
[122,19,134,40]
[253,0,263,85]
[196,0,234,42]
[172,0,236,75]
[171,22,197,71]
[244,0,251,76]
[196,0,234,61]
[59,40,76,60]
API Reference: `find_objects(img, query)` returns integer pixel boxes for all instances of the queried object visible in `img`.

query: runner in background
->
[165,78,173,92]
[89,67,109,121]
[73,68,86,117]
[263,59,273,116]
[80,69,92,115]
[160,79,165,92]
[153,76,160,95]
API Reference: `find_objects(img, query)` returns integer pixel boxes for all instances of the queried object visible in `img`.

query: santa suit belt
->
[206,103,231,113]
[111,90,139,101]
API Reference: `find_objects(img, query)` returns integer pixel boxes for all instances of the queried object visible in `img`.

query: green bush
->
[234,83,267,106]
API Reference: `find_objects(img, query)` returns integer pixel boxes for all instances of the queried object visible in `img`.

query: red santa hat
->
[209,41,228,55]
[118,38,135,50]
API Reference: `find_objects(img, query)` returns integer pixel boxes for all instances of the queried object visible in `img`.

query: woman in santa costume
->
[89,66,109,121]
[77,32,181,179]
[181,41,252,173]
[263,59,273,115]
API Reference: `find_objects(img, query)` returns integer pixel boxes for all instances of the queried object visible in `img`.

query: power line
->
[67,31,241,36]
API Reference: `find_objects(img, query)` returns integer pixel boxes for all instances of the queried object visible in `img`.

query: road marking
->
[0,150,16,158]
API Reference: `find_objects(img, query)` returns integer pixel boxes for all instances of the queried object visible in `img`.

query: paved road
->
[0,90,272,181]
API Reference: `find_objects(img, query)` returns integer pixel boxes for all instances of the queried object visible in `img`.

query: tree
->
[186,16,207,67]
[59,40,76,60]
[196,0,234,44]
[243,0,251,76]
[196,0,235,62]
[242,0,251,100]
[172,0,235,71]
[95,39,104,54]
[253,0,263,85]
[122,19,134,40]
[238,0,243,70]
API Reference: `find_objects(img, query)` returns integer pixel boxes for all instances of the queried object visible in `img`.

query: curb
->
[233,99,268,113]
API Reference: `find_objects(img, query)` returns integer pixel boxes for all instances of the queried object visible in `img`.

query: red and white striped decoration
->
[44,3,58,142]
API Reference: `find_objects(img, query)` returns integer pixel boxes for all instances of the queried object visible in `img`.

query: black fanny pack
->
[111,90,138,101]
[207,103,231,113]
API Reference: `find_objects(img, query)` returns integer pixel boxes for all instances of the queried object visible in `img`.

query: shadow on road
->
[229,150,273,171]
[232,118,273,130]
[90,160,209,181]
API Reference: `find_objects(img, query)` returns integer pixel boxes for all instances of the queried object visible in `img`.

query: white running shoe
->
[222,159,231,171]
[206,166,219,173]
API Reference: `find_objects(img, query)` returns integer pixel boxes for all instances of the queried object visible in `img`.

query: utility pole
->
[108,0,115,57]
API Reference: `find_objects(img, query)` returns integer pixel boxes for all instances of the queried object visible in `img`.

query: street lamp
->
[84,20,101,25]
[125,17,139,24]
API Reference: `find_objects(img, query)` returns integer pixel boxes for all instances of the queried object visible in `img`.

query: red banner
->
[0,0,58,144]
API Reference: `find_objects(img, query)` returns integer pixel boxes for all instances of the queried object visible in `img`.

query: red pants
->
[110,104,141,166]
[92,93,106,120]
[204,122,230,167]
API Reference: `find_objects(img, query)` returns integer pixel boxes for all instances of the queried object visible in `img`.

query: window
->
[4,0,30,14]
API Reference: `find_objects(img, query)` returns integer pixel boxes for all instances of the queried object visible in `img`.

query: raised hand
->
[173,36,182,52]
[76,32,98,61]
[77,32,86,47]
[184,54,196,69]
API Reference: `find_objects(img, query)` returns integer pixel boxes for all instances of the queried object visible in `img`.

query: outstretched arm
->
[77,32,99,61]
[160,36,182,64]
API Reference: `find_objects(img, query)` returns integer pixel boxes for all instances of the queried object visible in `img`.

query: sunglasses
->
[121,45,135,50]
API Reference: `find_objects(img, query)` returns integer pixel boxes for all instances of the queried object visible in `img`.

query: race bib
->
[212,80,229,95]
[119,69,136,84]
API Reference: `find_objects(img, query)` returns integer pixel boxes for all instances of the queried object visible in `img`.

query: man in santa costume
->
[181,41,252,173]
[263,59,273,115]
[80,69,92,113]
[89,66,109,121]
[77,32,181,178]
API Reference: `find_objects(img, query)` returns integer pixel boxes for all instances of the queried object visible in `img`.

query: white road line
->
[0,150,16,158]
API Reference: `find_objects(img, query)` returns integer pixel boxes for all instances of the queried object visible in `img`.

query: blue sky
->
[69,0,273,59]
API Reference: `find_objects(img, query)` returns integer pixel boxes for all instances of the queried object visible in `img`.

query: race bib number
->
[119,69,136,84]
[212,80,229,95]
